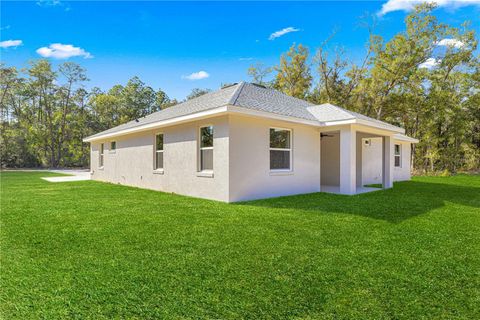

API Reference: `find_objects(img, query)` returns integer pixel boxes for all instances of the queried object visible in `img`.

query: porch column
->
[382,135,394,189]
[340,126,356,195]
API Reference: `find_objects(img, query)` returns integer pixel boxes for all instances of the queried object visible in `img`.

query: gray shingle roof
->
[85,82,403,140]
[85,83,240,140]
[307,103,402,131]
[232,83,316,121]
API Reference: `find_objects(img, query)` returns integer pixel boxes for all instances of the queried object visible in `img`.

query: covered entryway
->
[319,124,394,195]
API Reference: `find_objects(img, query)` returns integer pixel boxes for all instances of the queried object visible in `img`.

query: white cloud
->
[182,71,209,80]
[37,0,71,11]
[36,43,93,59]
[436,38,465,48]
[36,0,62,7]
[378,0,480,16]
[269,27,300,40]
[239,57,254,61]
[419,57,440,69]
[0,40,23,48]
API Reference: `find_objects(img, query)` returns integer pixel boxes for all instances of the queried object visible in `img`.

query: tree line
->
[1,60,177,168]
[1,4,478,173]
[250,4,479,174]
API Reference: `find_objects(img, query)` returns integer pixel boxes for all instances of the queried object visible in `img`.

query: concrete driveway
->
[42,169,91,182]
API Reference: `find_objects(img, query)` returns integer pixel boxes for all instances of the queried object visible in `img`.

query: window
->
[110,141,116,152]
[155,133,164,170]
[270,128,291,170]
[99,143,104,167]
[394,144,401,167]
[199,126,213,171]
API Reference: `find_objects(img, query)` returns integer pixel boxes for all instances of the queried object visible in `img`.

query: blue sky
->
[1,1,479,99]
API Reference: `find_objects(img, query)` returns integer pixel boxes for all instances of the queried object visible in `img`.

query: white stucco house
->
[84,82,418,202]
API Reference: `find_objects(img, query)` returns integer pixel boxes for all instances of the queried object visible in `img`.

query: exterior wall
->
[361,137,383,185]
[320,132,340,186]
[228,114,320,202]
[90,115,230,202]
[393,141,412,181]
[88,113,412,202]
[360,138,412,184]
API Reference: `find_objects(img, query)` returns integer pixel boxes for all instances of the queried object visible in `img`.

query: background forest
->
[1,4,479,173]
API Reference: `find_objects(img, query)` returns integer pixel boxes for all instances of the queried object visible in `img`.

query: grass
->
[1,172,479,319]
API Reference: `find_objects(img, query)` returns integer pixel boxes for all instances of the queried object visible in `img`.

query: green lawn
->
[1,172,479,319]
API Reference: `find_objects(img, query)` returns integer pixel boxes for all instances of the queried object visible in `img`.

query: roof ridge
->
[227,81,246,106]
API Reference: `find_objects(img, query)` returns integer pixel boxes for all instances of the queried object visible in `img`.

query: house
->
[84,82,419,202]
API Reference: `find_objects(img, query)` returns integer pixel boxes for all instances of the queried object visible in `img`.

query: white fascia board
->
[319,118,357,127]
[84,105,322,143]
[355,119,405,134]
[394,134,419,143]
[83,104,405,143]
[319,118,404,134]
[83,106,229,142]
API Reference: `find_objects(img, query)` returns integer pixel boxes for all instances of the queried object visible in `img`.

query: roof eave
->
[83,106,230,142]
[83,105,323,142]
[83,104,406,143]
[356,119,405,134]
[394,134,419,143]
[320,118,405,134]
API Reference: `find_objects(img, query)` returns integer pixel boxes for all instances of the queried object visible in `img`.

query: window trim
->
[269,127,293,172]
[394,143,401,168]
[99,143,104,169]
[154,132,164,173]
[198,125,214,173]
[109,141,116,154]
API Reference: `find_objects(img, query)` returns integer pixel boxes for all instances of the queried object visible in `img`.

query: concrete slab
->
[321,185,381,195]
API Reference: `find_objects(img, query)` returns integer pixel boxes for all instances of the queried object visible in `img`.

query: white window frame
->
[154,133,164,172]
[99,143,104,168]
[110,141,116,154]
[269,127,292,172]
[198,125,214,173]
[394,144,401,168]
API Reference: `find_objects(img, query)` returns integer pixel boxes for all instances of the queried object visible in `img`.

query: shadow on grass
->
[238,180,480,223]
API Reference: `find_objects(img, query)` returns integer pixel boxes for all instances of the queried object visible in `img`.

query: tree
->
[187,88,211,100]
[247,62,273,87]
[274,44,312,99]
[156,88,174,109]
[1,3,478,174]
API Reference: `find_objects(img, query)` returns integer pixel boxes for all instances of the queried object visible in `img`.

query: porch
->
[319,124,394,195]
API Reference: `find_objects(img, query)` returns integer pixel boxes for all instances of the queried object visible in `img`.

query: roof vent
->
[221,82,238,89]
[251,83,267,89]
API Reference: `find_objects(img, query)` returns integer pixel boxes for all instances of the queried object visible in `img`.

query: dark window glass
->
[270,150,290,170]
[156,152,163,169]
[201,149,213,171]
[155,134,164,170]
[394,144,401,167]
[270,128,290,149]
[99,143,104,167]
[200,126,213,148]
[111,141,116,150]
[156,134,164,151]
[394,144,400,155]
[394,156,400,167]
